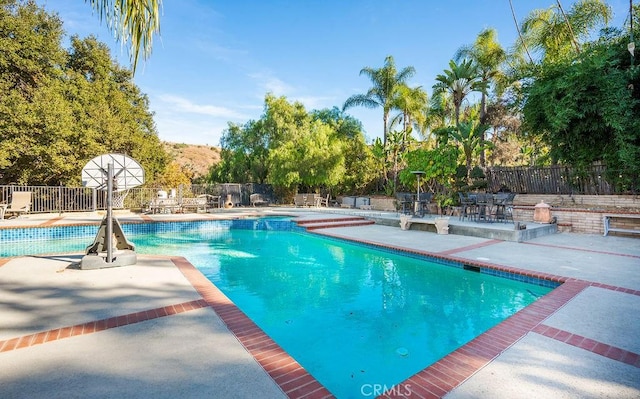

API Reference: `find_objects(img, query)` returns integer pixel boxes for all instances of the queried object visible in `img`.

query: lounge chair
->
[5,191,32,218]
[250,193,270,207]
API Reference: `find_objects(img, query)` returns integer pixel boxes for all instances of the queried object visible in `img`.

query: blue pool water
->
[185,230,551,398]
[1,219,554,398]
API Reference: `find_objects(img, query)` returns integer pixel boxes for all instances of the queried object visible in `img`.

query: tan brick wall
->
[513,194,640,210]
[512,194,639,235]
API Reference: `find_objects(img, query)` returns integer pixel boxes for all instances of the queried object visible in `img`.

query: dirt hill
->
[163,142,220,179]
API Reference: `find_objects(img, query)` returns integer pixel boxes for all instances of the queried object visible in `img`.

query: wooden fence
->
[486,164,638,195]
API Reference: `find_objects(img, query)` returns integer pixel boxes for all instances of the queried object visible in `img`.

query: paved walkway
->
[1,209,639,398]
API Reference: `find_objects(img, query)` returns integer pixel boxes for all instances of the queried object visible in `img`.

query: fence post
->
[92,188,97,212]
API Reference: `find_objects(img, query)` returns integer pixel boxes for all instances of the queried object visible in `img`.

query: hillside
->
[163,142,221,179]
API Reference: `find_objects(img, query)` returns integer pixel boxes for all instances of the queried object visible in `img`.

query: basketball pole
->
[106,162,113,263]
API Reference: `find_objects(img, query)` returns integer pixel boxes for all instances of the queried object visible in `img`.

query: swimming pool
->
[1,219,555,397]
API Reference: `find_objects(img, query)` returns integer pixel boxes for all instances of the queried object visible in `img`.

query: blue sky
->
[37,1,629,146]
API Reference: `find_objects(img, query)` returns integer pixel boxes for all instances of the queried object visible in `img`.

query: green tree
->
[342,55,416,148]
[0,1,167,185]
[400,144,460,214]
[450,114,491,181]
[433,59,486,127]
[518,0,611,64]
[311,107,378,194]
[264,97,345,191]
[522,28,640,186]
[65,35,167,183]
[87,0,161,73]
[455,28,507,166]
[210,119,270,184]
[389,85,428,141]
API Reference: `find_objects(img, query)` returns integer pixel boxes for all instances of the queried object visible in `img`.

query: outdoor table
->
[475,193,494,222]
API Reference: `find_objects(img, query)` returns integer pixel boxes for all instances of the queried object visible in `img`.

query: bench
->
[149,198,181,214]
[603,214,640,236]
[399,215,449,234]
[181,197,208,213]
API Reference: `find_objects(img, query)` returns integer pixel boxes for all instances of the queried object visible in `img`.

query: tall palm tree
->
[389,85,428,142]
[454,28,506,167]
[432,59,486,128]
[343,56,416,149]
[87,0,162,73]
[517,0,611,63]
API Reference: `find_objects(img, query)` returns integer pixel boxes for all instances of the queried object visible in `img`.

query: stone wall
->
[362,193,639,236]
[513,194,639,236]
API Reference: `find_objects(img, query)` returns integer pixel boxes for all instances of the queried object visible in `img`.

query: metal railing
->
[1,185,97,213]
[1,183,275,213]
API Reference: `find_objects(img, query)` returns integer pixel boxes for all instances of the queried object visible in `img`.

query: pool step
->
[297,217,375,230]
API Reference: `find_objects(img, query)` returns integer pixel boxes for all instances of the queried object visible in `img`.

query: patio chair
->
[5,191,32,218]
[315,194,330,207]
[475,193,494,222]
[494,193,515,223]
[395,193,413,215]
[418,192,433,216]
[458,192,476,221]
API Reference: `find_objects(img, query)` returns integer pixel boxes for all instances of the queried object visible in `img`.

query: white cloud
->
[156,94,248,119]
[292,95,337,110]
[248,72,294,97]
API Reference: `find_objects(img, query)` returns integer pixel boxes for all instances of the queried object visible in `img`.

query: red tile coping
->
[139,214,154,222]
[0,258,10,268]
[378,280,591,398]
[296,216,367,225]
[171,257,334,399]
[304,220,376,230]
[523,241,640,260]
[173,252,638,398]
[533,324,640,368]
[38,215,65,227]
[0,299,207,353]
[437,239,503,256]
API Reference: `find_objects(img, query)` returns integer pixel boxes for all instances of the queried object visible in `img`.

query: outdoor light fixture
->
[629,42,636,57]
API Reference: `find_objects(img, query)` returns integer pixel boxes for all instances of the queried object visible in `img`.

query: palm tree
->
[343,56,416,149]
[389,85,428,142]
[454,28,506,167]
[450,107,490,181]
[432,59,486,127]
[517,0,611,63]
[87,0,162,73]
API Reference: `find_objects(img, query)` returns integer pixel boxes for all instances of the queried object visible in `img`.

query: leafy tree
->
[0,1,167,185]
[522,28,640,184]
[210,120,270,184]
[400,143,460,214]
[311,107,378,194]
[210,95,374,197]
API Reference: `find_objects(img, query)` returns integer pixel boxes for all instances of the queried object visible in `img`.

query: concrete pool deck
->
[1,209,639,398]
